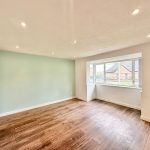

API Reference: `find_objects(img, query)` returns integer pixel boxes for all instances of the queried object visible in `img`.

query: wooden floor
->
[0,99,150,150]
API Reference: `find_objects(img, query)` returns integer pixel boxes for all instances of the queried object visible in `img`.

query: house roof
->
[106,61,138,73]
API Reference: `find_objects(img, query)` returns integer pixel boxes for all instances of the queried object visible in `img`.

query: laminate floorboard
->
[0,99,150,150]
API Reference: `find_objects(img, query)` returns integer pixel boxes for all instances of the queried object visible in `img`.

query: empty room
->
[0,0,150,150]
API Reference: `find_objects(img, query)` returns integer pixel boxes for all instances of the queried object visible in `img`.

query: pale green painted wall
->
[0,51,75,114]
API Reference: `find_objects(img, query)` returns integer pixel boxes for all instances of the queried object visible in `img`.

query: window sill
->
[96,83,142,90]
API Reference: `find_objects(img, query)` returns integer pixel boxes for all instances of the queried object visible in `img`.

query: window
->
[89,58,140,88]
[96,64,104,83]
[89,64,94,83]
[105,62,119,85]
[134,60,139,86]
[120,60,133,86]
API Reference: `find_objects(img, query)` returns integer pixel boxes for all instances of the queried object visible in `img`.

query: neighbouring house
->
[106,61,139,81]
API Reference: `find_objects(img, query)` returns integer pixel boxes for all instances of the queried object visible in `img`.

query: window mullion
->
[132,60,135,86]
[118,62,121,85]
[104,63,106,84]
[93,64,96,84]
[138,59,141,88]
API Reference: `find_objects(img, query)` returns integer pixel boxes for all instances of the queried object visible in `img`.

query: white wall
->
[87,84,96,101]
[75,42,150,122]
[96,85,141,109]
[141,48,150,121]
[75,59,87,101]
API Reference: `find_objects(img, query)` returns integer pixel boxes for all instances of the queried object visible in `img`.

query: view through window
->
[89,64,94,83]
[96,64,104,83]
[89,59,140,87]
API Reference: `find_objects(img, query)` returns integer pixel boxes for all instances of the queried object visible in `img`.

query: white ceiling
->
[0,0,150,59]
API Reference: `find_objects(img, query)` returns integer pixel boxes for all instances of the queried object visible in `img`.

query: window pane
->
[120,60,133,86]
[105,62,119,85]
[89,64,94,83]
[135,60,139,86]
[96,64,104,83]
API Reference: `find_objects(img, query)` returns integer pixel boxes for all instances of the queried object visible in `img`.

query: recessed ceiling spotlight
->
[132,9,140,15]
[16,45,19,49]
[21,22,26,28]
[73,40,77,44]
[146,34,150,38]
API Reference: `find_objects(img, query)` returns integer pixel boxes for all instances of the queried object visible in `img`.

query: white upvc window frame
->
[88,58,141,89]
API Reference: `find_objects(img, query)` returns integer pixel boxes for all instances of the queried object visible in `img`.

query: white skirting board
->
[0,97,76,118]
[96,98,150,122]
[96,98,141,110]
[76,97,87,102]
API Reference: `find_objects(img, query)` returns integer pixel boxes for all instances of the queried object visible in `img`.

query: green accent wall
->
[0,51,75,114]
